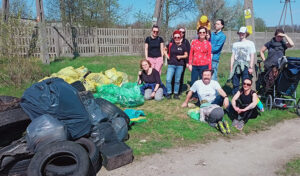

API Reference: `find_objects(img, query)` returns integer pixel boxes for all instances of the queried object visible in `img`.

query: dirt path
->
[97,118,300,176]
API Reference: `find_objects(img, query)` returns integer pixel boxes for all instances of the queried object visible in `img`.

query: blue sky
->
[1,0,299,27]
[118,0,300,27]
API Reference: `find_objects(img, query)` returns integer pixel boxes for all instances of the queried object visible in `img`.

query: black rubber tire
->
[94,98,130,125]
[0,108,31,147]
[75,137,101,173]
[27,141,95,176]
[71,81,86,92]
[1,158,31,176]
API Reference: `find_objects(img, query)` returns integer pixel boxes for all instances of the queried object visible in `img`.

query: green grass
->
[277,157,300,176]
[1,50,300,158]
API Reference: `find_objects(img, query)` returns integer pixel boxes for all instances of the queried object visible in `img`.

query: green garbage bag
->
[94,82,144,107]
[94,84,119,104]
[187,107,200,121]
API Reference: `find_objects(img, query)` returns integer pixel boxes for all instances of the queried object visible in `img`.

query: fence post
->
[94,28,98,56]
[128,27,133,54]
[54,27,60,58]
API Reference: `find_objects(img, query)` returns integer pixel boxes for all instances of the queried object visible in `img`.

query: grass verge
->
[277,157,300,176]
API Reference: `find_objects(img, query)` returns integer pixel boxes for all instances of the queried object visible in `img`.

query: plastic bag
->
[26,114,69,152]
[93,82,144,107]
[187,107,200,121]
[111,117,128,142]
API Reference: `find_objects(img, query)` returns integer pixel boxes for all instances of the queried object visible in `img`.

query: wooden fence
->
[11,26,300,58]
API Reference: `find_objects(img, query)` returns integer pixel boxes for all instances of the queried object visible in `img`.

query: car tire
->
[27,141,95,176]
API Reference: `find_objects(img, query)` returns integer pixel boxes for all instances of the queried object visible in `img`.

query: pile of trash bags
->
[94,82,144,107]
[40,67,128,91]
[0,78,133,175]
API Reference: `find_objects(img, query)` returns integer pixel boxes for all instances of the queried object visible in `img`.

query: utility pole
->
[244,0,257,90]
[36,0,50,64]
[152,0,165,27]
[2,0,9,23]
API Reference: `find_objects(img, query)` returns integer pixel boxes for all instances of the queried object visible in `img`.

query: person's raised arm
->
[260,46,267,61]
[278,33,295,48]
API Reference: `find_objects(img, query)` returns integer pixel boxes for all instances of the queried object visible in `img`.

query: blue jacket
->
[211,31,226,62]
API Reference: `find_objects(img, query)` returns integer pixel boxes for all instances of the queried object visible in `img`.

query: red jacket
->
[189,39,212,69]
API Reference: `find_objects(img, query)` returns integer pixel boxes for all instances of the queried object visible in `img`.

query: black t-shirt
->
[238,89,255,107]
[168,43,187,66]
[168,38,191,63]
[264,38,287,69]
[145,36,164,57]
[140,69,161,85]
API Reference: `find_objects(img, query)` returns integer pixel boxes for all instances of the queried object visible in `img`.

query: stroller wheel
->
[295,99,300,116]
[265,95,273,111]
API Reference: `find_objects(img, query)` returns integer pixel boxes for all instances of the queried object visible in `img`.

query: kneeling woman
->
[138,59,166,101]
[231,78,258,130]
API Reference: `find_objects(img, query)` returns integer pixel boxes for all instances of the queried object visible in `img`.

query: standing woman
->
[145,25,165,75]
[165,30,188,99]
[188,26,212,87]
[138,59,165,101]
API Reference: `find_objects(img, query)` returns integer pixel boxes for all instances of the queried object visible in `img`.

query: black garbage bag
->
[20,78,91,139]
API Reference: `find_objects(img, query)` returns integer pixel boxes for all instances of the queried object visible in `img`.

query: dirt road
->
[98,118,300,176]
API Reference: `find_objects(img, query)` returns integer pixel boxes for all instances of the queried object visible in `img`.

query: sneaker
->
[166,94,172,99]
[173,94,180,99]
[232,119,239,127]
[236,120,244,131]
[223,121,231,134]
[218,121,227,134]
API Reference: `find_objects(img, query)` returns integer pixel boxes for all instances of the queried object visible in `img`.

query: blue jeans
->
[212,61,219,81]
[232,67,251,95]
[191,65,209,86]
[166,65,183,94]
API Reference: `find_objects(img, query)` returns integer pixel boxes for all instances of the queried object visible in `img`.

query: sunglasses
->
[243,83,252,86]
[198,32,206,34]
[153,30,159,33]
[174,36,181,39]
[180,31,185,34]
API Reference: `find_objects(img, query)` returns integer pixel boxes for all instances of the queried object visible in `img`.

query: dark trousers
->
[232,67,251,95]
[228,102,258,123]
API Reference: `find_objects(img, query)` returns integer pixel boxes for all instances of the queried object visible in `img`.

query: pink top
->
[189,39,212,69]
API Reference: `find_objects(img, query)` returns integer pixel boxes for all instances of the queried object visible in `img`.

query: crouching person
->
[138,59,166,101]
[230,78,259,130]
[200,103,230,134]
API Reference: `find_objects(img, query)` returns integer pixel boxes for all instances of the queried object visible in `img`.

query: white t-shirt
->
[232,40,256,62]
[190,80,221,103]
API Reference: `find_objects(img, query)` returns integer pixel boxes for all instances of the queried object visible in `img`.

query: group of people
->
[137,15,295,132]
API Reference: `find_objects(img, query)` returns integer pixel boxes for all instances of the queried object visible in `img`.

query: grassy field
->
[277,157,300,176]
[1,50,300,158]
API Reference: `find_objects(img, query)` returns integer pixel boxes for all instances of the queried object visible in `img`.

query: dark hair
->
[152,25,159,30]
[243,78,252,84]
[274,28,285,36]
[197,26,207,34]
[202,69,214,75]
[217,19,225,29]
[206,30,211,41]
[140,59,152,69]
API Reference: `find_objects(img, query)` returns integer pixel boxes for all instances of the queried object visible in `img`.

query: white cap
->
[238,26,247,33]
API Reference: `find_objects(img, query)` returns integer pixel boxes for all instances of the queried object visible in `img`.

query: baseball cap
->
[200,15,208,23]
[238,26,247,33]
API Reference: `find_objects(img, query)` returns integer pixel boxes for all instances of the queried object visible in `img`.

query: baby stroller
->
[256,56,300,115]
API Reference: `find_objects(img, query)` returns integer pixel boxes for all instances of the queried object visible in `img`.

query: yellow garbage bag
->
[57,66,80,80]
[75,66,89,78]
